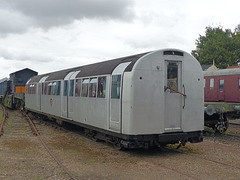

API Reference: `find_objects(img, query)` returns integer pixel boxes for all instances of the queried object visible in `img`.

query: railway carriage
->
[0,68,37,109]
[25,49,204,148]
[204,68,240,102]
[204,68,240,133]
[0,78,9,102]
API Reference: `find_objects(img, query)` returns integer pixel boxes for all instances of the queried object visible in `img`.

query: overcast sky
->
[0,0,240,79]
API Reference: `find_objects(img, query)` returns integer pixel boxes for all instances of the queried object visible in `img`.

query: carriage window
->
[81,78,89,97]
[34,84,36,94]
[29,84,32,94]
[98,76,106,98]
[52,82,56,95]
[63,80,68,96]
[204,79,206,88]
[69,80,74,96]
[41,83,44,95]
[25,85,28,94]
[38,84,41,95]
[44,82,47,95]
[219,79,224,90]
[75,79,81,97]
[239,79,240,90]
[56,81,61,95]
[27,84,30,94]
[167,62,178,93]
[210,78,214,89]
[89,78,97,98]
[111,75,121,99]
[48,82,52,95]
[29,84,33,94]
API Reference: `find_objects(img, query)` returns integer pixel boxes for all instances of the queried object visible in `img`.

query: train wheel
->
[215,116,229,134]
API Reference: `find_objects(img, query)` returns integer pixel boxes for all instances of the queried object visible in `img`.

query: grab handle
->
[164,86,187,97]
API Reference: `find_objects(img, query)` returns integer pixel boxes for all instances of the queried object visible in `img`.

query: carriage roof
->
[28,52,149,83]
[204,68,240,77]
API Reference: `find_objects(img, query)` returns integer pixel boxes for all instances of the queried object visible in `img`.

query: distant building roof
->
[226,65,240,69]
[0,78,9,83]
[202,65,212,71]
[202,64,218,71]
[202,60,218,72]
[10,68,38,76]
[204,68,240,76]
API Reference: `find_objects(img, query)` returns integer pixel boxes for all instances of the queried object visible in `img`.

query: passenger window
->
[210,78,214,89]
[69,80,74,96]
[63,80,68,96]
[38,84,41,95]
[56,81,61,95]
[44,82,47,95]
[111,75,121,99]
[89,78,97,98]
[41,83,44,95]
[29,84,32,94]
[81,79,89,97]
[26,84,30,94]
[239,79,240,90]
[204,79,206,89]
[167,62,178,93]
[48,82,52,95]
[98,76,106,98]
[25,85,28,94]
[219,79,224,90]
[75,79,81,97]
[52,82,56,95]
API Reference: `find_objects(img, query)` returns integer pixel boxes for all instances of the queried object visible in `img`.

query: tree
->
[191,25,240,69]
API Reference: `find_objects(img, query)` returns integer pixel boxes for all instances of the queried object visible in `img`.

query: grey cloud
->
[0,9,33,36]
[0,48,57,63]
[0,0,134,34]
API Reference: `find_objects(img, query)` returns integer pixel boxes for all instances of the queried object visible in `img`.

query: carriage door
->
[39,76,49,112]
[37,83,41,111]
[164,61,183,132]
[62,71,80,119]
[218,79,224,101]
[110,62,131,132]
[62,80,68,118]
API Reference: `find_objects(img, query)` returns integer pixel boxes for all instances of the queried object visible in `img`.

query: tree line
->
[191,25,240,69]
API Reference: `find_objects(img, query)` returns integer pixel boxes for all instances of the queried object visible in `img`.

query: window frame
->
[75,79,81,97]
[111,75,121,99]
[98,76,107,98]
[219,79,224,90]
[63,80,68,96]
[69,80,74,97]
[81,78,89,97]
[210,78,214,89]
[89,78,97,98]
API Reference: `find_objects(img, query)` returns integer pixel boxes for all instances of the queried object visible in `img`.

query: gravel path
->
[0,109,240,179]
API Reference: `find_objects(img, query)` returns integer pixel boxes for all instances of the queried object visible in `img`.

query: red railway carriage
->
[204,68,240,102]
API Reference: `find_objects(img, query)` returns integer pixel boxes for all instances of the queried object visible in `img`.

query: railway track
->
[229,121,240,126]
[0,105,78,180]
[204,122,240,138]
[0,105,7,136]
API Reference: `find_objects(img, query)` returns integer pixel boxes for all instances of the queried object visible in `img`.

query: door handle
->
[164,86,187,97]
[183,84,186,109]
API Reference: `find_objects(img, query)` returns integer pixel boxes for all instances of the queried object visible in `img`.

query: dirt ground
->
[0,110,240,179]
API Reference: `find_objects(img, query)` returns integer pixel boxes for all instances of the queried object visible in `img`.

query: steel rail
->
[24,112,78,180]
[164,146,240,170]
[229,122,240,126]
[0,105,7,136]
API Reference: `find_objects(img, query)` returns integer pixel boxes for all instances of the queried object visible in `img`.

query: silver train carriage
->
[25,49,204,148]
